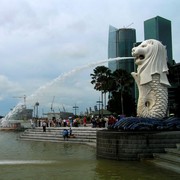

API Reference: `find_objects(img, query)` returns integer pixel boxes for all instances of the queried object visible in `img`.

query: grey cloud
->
[0,75,25,99]
[0,0,180,116]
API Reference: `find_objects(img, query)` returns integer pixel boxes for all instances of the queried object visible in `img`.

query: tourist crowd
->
[30,114,123,129]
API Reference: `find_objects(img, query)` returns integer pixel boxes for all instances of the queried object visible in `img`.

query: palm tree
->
[90,66,111,110]
[90,66,135,115]
[111,69,134,115]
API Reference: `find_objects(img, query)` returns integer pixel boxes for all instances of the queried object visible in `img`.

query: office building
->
[108,25,136,73]
[108,25,137,107]
[144,16,173,64]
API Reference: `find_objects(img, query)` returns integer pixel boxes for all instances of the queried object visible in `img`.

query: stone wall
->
[97,130,180,161]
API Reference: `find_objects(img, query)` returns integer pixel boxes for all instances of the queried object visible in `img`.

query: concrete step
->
[22,131,96,137]
[151,143,180,174]
[165,148,180,157]
[19,127,103,145]
[20,137,96,144]
[153,153,180,164]
[176,143,180,150]
[20,134,96,141]
[33,127,100,131]
[25,127,99,134]
[24,131,97,137]
[149,160,180,174]
[20,135,96,142]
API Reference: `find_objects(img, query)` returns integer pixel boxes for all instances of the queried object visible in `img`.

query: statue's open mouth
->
[135,54,145,60]
[139,55,145,59]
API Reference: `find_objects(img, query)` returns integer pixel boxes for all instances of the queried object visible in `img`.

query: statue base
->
[97,130,180,161]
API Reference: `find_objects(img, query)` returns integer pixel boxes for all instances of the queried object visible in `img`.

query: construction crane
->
[62,104,66,112]
[58,107,61,119]
[12,95,26,108]
[50,96,55,113]
[123,22,134,28]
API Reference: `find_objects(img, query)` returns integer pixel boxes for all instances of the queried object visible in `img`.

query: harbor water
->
[0,131,179,180]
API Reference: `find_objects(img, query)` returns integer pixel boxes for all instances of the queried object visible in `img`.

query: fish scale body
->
[137,74,168,118]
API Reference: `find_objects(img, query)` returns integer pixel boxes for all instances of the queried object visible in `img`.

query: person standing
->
[83,116,87,126]
[63,119,67,127]
[42,121,46,132]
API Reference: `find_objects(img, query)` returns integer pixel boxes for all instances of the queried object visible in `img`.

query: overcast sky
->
[0,0,179,117]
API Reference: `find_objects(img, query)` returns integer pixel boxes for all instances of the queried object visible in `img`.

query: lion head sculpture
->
[132,39,170,86]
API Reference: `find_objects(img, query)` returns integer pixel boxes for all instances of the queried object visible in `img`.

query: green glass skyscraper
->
[108,25,136,73]
[144,16,173,64]
[108,25,137,102]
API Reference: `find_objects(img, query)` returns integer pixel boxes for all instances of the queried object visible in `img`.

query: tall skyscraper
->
[144,16,173,64]
[108,25,137,103]
[108,25,136,73]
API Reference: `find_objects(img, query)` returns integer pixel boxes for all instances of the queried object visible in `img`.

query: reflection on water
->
[0,131,179,180]
[0,160,56,165]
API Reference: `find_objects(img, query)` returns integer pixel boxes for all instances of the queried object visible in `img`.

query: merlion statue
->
[131,39,170,119]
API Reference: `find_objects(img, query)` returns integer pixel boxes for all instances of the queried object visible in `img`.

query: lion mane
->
[132,39,170,86]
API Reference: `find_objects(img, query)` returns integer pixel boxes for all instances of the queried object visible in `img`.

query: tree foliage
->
[90,66,136,116]
[90,66,111,92]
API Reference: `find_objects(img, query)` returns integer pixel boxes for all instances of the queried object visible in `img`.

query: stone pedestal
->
[97,130,180,161]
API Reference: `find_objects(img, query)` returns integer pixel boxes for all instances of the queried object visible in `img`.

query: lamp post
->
[73,104,79,116]
[96,100,102,117]
[35,102,39,127]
